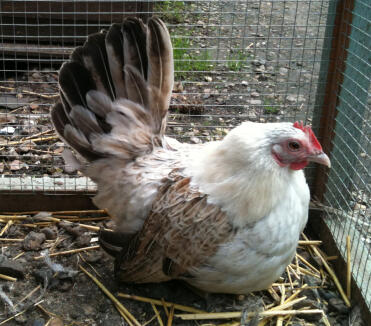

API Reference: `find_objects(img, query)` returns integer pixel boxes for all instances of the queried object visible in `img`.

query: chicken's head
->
[271,121,331,170]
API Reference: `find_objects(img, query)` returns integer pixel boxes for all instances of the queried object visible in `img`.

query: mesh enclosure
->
[314,0,371,310]
[0,0,370,316]
[0,0,332,192]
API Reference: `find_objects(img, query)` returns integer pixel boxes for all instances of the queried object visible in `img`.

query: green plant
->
[154,1,214,79]
[227,50,249,71]
[263,99,280,114]
[154,1,186,23]
[172,37,213,79]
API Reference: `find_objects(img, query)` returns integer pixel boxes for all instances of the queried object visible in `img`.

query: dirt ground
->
[0,211,363,326]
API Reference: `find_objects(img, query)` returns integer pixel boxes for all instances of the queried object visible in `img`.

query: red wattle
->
[289,161,309,170]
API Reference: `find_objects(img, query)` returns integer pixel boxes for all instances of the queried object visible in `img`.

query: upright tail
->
[51,17,173,162]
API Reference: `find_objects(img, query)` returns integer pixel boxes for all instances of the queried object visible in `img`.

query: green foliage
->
[263,99,280,114]
[172,37,213,79]
[227,50,249,71]
[155,1,186,23]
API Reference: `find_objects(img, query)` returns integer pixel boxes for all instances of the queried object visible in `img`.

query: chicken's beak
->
[308,152,331,168]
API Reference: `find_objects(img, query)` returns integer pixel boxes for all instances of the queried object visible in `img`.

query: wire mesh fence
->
[313,0,371,311]
[0,0,332,192]
[0,0,370,316]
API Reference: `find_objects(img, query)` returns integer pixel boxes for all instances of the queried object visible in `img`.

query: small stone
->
[249,99,262,105]
[241,80,248,86]
[59,221,84,237]
[190,136,202,144]
[204,76,212,82]
[23,231,46,251]
[0,255,25,278]
[0,126,15,135]
[49,318,63,326]
[9,160,28,171]
[32,72,41,79]
[75,233,92,247]
[30,103,39,110]
[258,74,268,81]
[18,143,35,153]
[254,66,266,73]
[328,298,349,314]
[31,318,45,326]
[252,58,265,66]
[354,203,366,210]
[41,227,58,240]
[82,303,95,316]
[279,67,288,75]
[84,251,103,263]
[286,95,297,103]
[251,91,260,98]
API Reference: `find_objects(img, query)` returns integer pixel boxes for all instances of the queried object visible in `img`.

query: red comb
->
[293,121,322,151]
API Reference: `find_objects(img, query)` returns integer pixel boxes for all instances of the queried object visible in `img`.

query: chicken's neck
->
[187,140,305,228]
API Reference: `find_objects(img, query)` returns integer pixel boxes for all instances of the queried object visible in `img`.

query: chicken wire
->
[0,0,332,192]
[312,0,371,311]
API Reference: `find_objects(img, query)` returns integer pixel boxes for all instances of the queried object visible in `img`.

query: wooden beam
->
[1,1,153,21]
[0,43,73,58]
[0,192,96,212]
[313,0,355,201]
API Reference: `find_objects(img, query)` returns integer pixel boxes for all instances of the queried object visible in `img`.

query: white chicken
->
[52,17,330,294]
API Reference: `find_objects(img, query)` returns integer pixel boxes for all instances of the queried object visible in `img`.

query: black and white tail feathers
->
[51,17,174,162]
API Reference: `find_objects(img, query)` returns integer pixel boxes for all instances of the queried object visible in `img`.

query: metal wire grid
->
[317,0,371,310]
[1,0,331,193]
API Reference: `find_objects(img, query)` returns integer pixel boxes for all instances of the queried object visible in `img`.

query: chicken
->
[51,17,331,294]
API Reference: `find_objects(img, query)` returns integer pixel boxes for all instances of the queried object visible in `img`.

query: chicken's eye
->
[288,141,301,151]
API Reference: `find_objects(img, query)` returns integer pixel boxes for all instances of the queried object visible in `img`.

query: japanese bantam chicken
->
[52,17,330,294]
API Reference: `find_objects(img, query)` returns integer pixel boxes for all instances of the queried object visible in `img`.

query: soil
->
[0,212,361,326]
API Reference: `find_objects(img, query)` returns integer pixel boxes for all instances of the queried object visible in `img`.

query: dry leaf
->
[9,160,22,171]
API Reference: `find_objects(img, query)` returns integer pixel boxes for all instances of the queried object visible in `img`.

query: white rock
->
[286,95,297,103]
[279,67,288,75]
[0,126,15,135]
[249,99,262,105]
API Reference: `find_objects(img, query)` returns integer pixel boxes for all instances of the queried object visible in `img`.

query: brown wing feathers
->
[51,17,174,162]
[112,172,234,283]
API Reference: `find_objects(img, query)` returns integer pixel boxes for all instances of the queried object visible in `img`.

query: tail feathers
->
[71,32,116,100]
[105,24,127,99]
[147,18,174,133]
[122,18,148,79]
[52,17,173,162]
